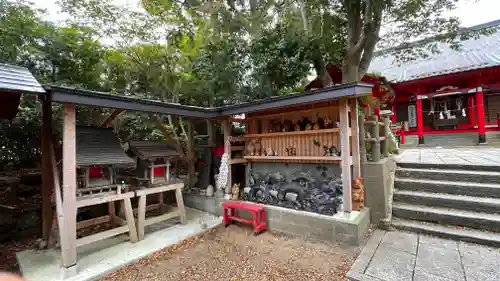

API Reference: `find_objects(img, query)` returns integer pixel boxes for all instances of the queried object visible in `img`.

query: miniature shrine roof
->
[0,63,45,94]
[128,140,180,161]
[368,19,500,83]
[0,63,45,120]
[76,126,135,167]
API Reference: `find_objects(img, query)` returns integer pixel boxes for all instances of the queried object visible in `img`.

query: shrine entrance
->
[428,94,470,131]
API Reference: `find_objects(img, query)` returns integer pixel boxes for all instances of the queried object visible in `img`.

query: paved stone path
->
[397,148,500,166]
[348,230,500,281]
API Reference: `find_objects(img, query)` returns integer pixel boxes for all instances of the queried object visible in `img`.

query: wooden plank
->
[51,143,64,244]
[229,158,247,164]
[123,197,138,243]
[76,225,129,248]
[175,187,187,224]
[231,146,245,151]
[245,128,339,138]
[137,195,147,240]
[339,99,352,213]
[244,156,341,162]
[144,210,181,226]
[76,215,110,230]
[61,104,77,267]
[76,191,135,208]
[41,98,54,245]
[108,202,116,228]
[135,183,184,197]
[350,99,361,179]
[133,203,162,216]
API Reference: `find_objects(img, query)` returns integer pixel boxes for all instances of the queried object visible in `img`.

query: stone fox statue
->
[352,178,365,211]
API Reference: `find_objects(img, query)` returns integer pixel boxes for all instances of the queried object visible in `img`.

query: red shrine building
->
[368,19,500,144]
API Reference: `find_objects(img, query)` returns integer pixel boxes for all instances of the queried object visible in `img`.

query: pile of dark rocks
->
[242,170,343,215]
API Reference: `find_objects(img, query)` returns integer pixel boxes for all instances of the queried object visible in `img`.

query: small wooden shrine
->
[127,140,180,186]
[76,126,135,195]
[126,140,185,240]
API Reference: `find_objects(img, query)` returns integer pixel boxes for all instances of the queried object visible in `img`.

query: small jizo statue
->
[351,177,365,211]
[231,183,240,200]
[254,139,262,156]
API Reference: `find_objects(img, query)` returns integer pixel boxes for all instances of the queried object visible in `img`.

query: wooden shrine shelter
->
[0,62,373,273]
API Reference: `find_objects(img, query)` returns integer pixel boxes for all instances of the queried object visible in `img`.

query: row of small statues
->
[245,139,298,156]
[205,182,241,200]
[267,117,340,133]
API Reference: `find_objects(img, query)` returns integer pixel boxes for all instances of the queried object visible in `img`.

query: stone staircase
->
[391,161,500,247]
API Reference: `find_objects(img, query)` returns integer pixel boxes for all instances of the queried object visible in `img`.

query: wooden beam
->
[350,99,361,179]
[99,109,124,128]
[339,99,352,213]
[41,97,54,245]
[61,104,77,268]
[186,119,195,189]
[135,183,184,197]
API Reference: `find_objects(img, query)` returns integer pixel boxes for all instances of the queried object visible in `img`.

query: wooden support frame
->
[61,104,77,268]
[339,99,352,213]
[41,97,54,245]
[135,183,186,240]
[350,99,361,179]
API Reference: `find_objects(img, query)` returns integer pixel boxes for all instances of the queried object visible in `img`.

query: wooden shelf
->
[245,128,339,138]
[229,158,247,164]
[243,155,341,164]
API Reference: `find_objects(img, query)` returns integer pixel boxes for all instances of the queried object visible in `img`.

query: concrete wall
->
[184,194,370,245]
[362,157,396,225]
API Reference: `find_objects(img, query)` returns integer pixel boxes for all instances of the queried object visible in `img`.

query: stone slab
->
[416,241,465,281]
[459,242,500,281]
[16,208,221,281]
[364,246,415,281]
[379,231,418,254]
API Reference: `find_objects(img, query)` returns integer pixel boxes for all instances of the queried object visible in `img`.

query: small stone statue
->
[254,139,262,156]
[352,178,365,211]
[206,185,214,197]
[231,183,240,200]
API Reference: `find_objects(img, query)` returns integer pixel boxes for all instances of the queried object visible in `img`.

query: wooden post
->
[186,119,195,189]
[339,99,352,213]
[206,120,214,146]
[61,104,77,268]
[476,88,487,144]
[416,95,424,145]
[222,119,232,192]
[350,99,361,179]
[383,117,390,157]
[41,97,54,246]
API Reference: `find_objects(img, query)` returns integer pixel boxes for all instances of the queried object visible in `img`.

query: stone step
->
[391,218,500,248]
[395,167,500,184]
[396,161,500,172]
[392,203,500,232]
[393,190,500,213]
[394,178,500,198]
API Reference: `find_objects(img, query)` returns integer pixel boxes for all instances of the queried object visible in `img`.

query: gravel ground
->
[101,225,368,281]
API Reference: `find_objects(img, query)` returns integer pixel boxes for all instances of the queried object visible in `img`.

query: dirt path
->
[101,225,365,281]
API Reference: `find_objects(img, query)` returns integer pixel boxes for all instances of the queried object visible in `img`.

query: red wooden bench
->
[222,201,267,235]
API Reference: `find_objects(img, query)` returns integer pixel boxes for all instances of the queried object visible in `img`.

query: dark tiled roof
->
[76,126,135,167]
[0,63,45,93]
[368,20,500,83]
[128,140,180,161]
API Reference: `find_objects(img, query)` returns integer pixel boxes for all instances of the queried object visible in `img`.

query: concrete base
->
[184,194,370,245]
[362,157,397,224]
[16,208,221,281]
